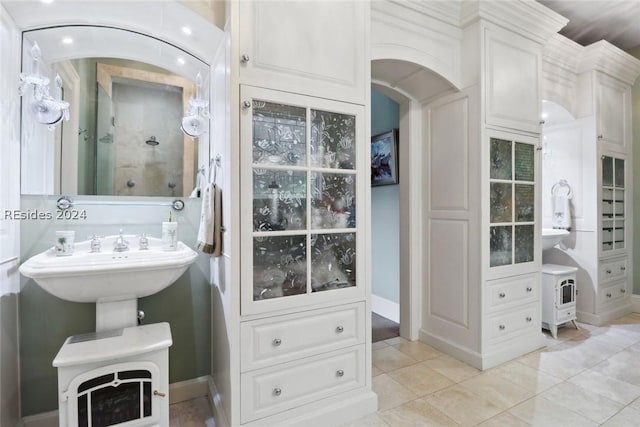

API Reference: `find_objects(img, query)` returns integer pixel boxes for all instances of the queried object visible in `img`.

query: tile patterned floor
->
[171,313,640,426]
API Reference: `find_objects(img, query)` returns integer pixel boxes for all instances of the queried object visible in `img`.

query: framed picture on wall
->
[371,129,399,186]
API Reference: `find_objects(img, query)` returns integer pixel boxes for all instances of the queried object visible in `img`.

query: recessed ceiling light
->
[62,37,73,45]
[177,57,186,65]
[182,27,192,36]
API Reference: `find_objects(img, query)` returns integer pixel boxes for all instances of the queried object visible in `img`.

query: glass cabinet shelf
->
[601,155,625,252]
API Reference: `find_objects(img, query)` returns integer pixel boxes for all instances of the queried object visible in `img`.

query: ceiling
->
[538,0,640,51]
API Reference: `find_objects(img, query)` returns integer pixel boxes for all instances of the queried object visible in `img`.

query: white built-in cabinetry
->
[541,41,640,325]
[218,1,375,425]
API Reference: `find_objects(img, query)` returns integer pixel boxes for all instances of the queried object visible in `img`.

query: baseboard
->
[577,302,634,326]
[632,294,640,313]
[208,376,230,427]
[21,376,210,426]
[419,328,483,369]
[480,333,546,370]
[371,294,399,323]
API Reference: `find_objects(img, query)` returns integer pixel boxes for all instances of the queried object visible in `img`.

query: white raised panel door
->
[238,1,367,104]
[240,86,366,316]
[484,27,541,133]
[596,74,628,151]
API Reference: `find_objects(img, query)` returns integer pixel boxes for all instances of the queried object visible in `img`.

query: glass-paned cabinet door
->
[601,155,625,252]
[241,86,364,315]
[488,133,538,273]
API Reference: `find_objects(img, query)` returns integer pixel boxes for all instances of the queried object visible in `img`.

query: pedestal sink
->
[19,234,198,331]
[542,228,570,251]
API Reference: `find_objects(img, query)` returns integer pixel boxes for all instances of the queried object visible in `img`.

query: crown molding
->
[579,40,640,85]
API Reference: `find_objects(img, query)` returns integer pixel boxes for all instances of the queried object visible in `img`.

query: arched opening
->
[370,59,457,341]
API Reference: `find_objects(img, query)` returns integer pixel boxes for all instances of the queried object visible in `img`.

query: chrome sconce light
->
[181,72,209,138]
[18,42,70,130]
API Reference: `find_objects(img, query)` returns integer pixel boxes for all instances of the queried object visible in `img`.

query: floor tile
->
[459,370,534,409]
[379,398,459,427]
[516,348,587,380]
[488,361,563,394]
[508,396,598,427]
[539,381,624,423]
[478,411,532,427]
[373,341,390,351]
[424,384,503,426]
[567,369,640,404]
[373,373,418,411]
[169,397,215,427]
[388,361,454,396]
[373,345,418,372]
[421,355,481,383]
[392,340,444,361]
[631,396,640,411]
[601,406,640,427]
[384,336,407,346]
[372,365,384,377]
[589,357,640,387]
[339,413,390,427]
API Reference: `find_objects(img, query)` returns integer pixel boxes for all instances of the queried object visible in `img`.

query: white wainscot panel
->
[429,219,468,327]
[429,96,469,211]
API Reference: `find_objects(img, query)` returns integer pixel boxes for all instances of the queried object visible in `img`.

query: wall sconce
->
[181,72,209,138]
[18,42,69,130]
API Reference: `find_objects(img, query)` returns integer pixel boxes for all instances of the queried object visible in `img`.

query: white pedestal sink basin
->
[542,228,570,251]
[20,234,198,331]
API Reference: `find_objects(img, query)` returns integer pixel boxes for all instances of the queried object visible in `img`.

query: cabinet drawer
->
[240,345,365,423]
[486,275,538,312]
[600,282,627,306]
[600,259,627,282]
[241,303,365,371]
[485,303,539,346]
[555,305,577,324]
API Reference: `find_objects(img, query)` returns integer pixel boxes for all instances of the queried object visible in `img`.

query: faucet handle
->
[89,234,103,253]
[138,233,149,250]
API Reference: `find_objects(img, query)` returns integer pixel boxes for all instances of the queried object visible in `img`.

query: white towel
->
[552,194,571,230]
[196,183,223,256]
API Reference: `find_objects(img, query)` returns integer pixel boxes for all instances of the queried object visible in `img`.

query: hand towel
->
[197,182,215,254]
[552,194,571,230]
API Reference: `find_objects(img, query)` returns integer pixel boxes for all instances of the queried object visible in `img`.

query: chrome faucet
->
[90,234,102,253]
[139,233,149,250]
[113,229,129,252]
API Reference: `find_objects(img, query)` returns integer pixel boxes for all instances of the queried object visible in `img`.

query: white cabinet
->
[237,1,368,105]
[595,73,629,151]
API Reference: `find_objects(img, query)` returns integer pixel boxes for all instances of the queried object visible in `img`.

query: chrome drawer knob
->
[606,292,612,298]
[621,266,626,271]
[526,316,532,322]
[499,324,506,330]
[242,100,252,109]
[336,369,344,377]
[336,326,344,333]
[621,289,626,293]
[598,134,603,139]
[241,54,250,63]
[273,388,282,396]
[273,338,282,346]
[526,286,532,292]
[606,269,612,274]
[499,292,506,298]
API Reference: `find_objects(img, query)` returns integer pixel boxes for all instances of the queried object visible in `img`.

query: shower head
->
[145,136,159,146]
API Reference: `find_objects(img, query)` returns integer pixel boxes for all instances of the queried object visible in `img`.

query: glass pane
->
[253,235,306,300]
[490,183,512,223]
[310,109,356,169]
[602,156,613,186]
[615,158,624,188]
[514,225,534,263]
[253,169,307,231]
[515,184,534,222]
[311,233,356,292]
[91,383,141,426]
[310,172,356,229]
[252,100,306,166]
[490,138,512,180]
[490,226,512,267]
[514,142,534,182]
[615,200,624,217]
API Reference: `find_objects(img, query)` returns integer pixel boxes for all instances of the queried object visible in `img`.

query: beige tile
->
[424,384,503,426]
[587,327,640,348]
[379,398,459,427]
[373,373,418,411]
[516,347,587,380]
[422,355,481,383]
[590,357,640,387]
[508,396,598,427]
[169,397,215,427]
[567,369,640,404]
[540,381,624,423]
[552,337,623,368]
[601,406,640,427]
[392,340,444,361]
[478,411,532,427]
[339,413,390,427]
[373,341,390,351]
[388,362,454,396]
[459,371,533,409]
[631,396,640,411]
[554,325,591,341]
[384,336,408,346]
[373,346,417,372]
[489,361,563,394]
[372,365,384,377]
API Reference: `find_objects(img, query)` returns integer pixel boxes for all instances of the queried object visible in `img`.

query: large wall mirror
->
[20,25,211,197]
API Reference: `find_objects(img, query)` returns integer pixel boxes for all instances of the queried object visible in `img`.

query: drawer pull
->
[526,316,532,322]
[499,324,506,330]
[606,292,612,298]
[153,390,166,398]
[499,292,506,298]
[621,266,626,271]
[336,369,344,377]
[606,269,612,274]
[273,388,282,396]
[336,325,344,334]
[273,338,282,346]
[526,286,532,292]
[241,53,250,63]
[621,289,626,293]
